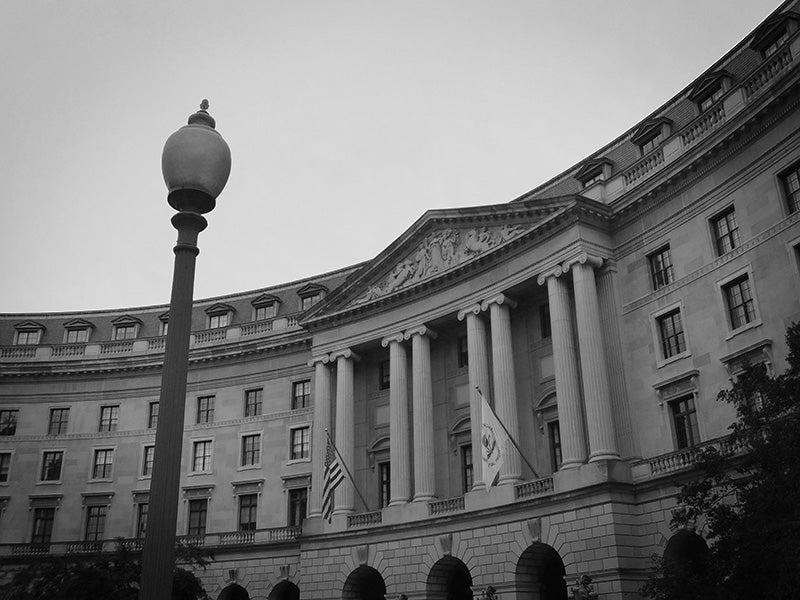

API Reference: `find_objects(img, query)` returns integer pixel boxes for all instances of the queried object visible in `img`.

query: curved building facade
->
[3,4,800,599]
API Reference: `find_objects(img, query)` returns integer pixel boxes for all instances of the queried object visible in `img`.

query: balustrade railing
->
[623,147,665,187]
[148,337,166,351]
[0,346,36,359]
[347,511,382,528]
[681,104,726,147]
[743,45,793,101]
[428,496,465,516]
[241,320,273,337]
[51,344,85,358]
[645,435,746,476]
[194,329,227,345]
[100,341,134,355]
[515,476,555,500]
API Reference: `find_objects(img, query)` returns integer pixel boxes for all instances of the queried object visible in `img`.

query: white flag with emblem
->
[479,387,509,487]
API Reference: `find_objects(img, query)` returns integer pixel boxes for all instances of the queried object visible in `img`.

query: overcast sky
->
[0,1,782,314]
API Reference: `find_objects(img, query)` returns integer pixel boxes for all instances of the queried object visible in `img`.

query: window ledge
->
[36,480,62,486]
[287,458,311,465]
[724,319,763,341]
[656,350,692,369]
[237,464,261,472]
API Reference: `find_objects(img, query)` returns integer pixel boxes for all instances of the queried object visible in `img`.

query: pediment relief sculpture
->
[353,223,529,305]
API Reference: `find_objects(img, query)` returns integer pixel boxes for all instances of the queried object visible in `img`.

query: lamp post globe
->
[140,101,230,600]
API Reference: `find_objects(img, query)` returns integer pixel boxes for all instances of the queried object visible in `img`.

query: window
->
[66,328,89,343]
[15,330,41,345]
[657,309,686,359]
[711,208,740,255]
[379,360,390,390]
[724,275,757,330]
[0,410,18,436]
[136,502,149,538]
[114,325,137,340]
[85,505,107,541]
[670,395,700,449]
[160,321,169,336]
[92,449,114,479]
[378,461,391,508]
[781,162,800,214]
[457,336,469,368]
[539,305,551,339]
[197,396,214,424]
[292,380,310,410]
[31,507,55,545]
[208,313,229,329]
[40,451,63,481]
[244,389,262,417]
[698,87,724,112]
[187,499,208,536]
[192,440,212,472]
[290,427,310,460]
[142,446,155,477]
[99,406,119,432]
[48,408,69,435]
[0,453,10,483]
[148,402,159,429]
[288,488,307,527]
[239,494,258,531]
[241,434,261,467]
[461,445,473,494]
[648,246,674,290]
[640,130,666,155]
[548,421,562,472]
[301,292,322,311]
[763,27,791,58]
[254,303,277,321]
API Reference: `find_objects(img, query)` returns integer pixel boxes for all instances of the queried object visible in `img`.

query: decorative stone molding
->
[456,303,482,321]
[653,370,699,408]
[330,348,360,362]
[307,354,330,367]
[526,517,542,543]
[536,265,564,286]
[437,532,453,556]
[356,544,369,565]
[480,293,517,312]
[380,333,405,348]
[403,325,437,341]
[562,252,604,272]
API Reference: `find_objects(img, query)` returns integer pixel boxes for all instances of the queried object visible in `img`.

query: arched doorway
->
[270,580,300,600]
[427,556,473,600]
[218,583,250,600]
[664,530,709,576]
[515,542,567,600]
[342,565,386,600]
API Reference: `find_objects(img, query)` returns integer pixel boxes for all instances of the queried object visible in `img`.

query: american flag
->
[322,435,344,522]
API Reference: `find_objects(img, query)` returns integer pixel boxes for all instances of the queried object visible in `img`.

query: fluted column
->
[405,325,437,501]
[538,268,587,468]
[332,348,359,513]
[482,294,522,484]
[308,355,331,517]
[569,254,619,462]
[381,333,411,505]
[457,304,491,489]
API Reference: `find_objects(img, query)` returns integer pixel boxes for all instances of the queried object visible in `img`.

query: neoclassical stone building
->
[3,3,800,599]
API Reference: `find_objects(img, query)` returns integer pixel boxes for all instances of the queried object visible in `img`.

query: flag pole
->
[476,386,540,479]
[325,428,370,512]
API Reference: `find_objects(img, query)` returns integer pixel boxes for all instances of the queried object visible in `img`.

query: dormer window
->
[750,12,799,59]
[159,312,169,336]
[111,315,142,341]
[297,284,328,312]
[14,321,45,346]
[205,303,235,329]
[631,118,673,157]
[689,71,732,113]
[575,158,613,189]
[63,319,94,344]
[251,294,281,321]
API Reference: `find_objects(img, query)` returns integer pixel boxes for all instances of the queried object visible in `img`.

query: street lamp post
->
[140,101,231,600]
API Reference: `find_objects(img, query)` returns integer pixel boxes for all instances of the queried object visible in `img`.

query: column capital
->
[308,354,330,367]
[330,348,361,362]
[480,293,517,312]
[404,325,438,341]
[381,333,405,348]
[563,252,604,272]
[536,265,564,286]
[457,303,482,321]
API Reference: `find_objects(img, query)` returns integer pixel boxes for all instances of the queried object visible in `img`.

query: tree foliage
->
[644,323,800,600]
[0,539,212,600]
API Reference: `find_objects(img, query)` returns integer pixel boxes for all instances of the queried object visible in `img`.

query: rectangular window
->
[711,208,740,256]
[640,130,666,155]
[114,325,136,340]
[255,304,277,321]
[40,451,63,481]
[239,494,258,531]
[31,507,55,545]
[16,330,40,345]
[290,427,310,460]
[648,246,674,290]
[136,502,149,538]
[187,498,208,536]
[92,449,114,479]
[98,406,119,432]
[379,360,390,390]
[457,336,469,368]
[724,275,756,330]
[161,321,169,336]
[85,505,107,541]
[192,440,212,472]
[670,395,700,449]
[241,434,261,467]
[781,163,800,214]
[764,28,790,58]
[548,421,563,472]
[292,380,310,410]
[698,87,724,112]
[657,309,686,359]
[66,328,89,343]
[0,410,18,436]
[0,452,10,483]
[148,402,159,429]
[288,488,307,527]
[461,445,473,494]
[197,396,214,424]
[142,445,155,477]
[378,461,391,508]
[208,313,229,329]
[301,293,322,311]
[244,389,262,417]
[539,305,551,339]
[48,408,69,435]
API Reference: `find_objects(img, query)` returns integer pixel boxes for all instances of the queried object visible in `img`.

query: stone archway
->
[664,530,709,576]
[218,583,251,600]
[515,542,567,600]
[342,565,386,600]
[270,580,300,600]
[427,556,473,600]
